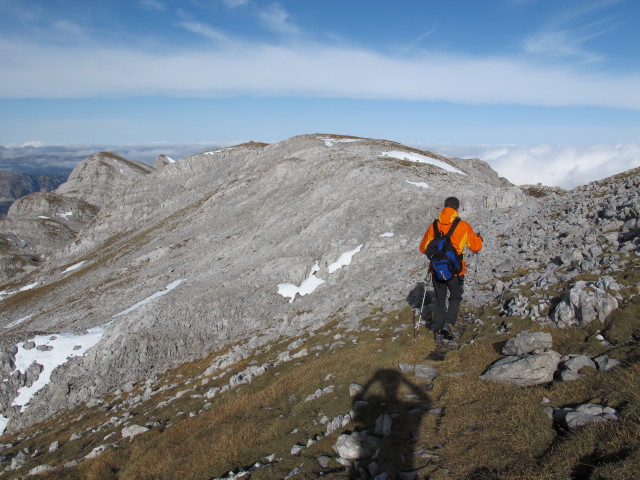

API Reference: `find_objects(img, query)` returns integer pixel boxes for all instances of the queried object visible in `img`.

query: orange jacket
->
[419,207,483,276]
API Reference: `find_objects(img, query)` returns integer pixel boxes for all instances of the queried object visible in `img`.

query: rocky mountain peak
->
[56,151,155,208]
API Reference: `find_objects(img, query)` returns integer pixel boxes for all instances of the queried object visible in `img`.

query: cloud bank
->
[433,142,640,189]
[1,37,639,110]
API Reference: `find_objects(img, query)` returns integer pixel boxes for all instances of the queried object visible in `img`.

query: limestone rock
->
[502,332,553,356]
[480,351,561,386]
[121,425,149,439]
[551,280,618,328]
[333,431,381,460]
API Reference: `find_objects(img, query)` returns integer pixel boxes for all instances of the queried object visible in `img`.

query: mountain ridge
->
[0,133,637,463]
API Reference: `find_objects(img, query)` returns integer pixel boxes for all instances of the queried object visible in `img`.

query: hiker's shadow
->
[349,369,431,479]
[407,281,433,330]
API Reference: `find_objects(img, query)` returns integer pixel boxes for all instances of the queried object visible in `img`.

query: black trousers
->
[431,275,464,332]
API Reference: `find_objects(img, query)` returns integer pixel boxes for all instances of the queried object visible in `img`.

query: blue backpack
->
[426,217,463,281]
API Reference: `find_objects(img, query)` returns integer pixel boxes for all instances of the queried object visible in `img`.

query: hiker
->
[419,197,483,343]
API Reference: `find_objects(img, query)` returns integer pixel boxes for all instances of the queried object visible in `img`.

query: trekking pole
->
[416,280,428,337]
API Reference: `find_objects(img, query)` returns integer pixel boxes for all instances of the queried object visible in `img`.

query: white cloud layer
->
[434,142,640,189]
[0,37,639,110]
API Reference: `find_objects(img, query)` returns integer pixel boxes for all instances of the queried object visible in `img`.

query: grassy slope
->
[0,251,637,480]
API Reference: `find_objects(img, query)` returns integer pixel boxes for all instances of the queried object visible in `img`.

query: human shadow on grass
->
[347,369,431,479]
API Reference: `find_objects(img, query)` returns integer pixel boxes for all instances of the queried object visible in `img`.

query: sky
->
[0,0,639,187]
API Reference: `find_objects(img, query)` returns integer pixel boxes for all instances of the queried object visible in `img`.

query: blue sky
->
[0,0,639,187]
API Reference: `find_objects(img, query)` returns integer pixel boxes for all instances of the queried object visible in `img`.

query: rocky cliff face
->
[0,134,637,436]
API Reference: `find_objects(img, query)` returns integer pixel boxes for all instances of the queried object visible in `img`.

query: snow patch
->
[406,180,430,189]
[381,151,465,175]
[20,282,38,292]
[328,244,364,273]
[277,244,365,302]
[62,261,85,274]
[0,282,38,301]
[204,147,235,155]
[318,136,361,147]
[112,279,186,318]
[11,326,106,413]
[278,262,325,303]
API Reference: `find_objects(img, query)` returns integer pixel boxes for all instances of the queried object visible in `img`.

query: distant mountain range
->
[0,143,221,216]
[0,171,68,216]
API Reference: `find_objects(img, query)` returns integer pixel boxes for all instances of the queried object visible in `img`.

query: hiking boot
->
[434,332,444,344]
[440,324,456,341]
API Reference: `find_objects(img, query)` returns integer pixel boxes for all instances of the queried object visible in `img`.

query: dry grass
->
[4,265,640,479]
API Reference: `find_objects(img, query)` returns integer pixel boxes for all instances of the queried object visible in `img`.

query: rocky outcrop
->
[550,279,619,328]
[481,332,561,386]
[56,152,154,208]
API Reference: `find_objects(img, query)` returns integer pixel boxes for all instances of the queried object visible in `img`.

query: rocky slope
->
[0,133,637,445]
[0,171,66,217]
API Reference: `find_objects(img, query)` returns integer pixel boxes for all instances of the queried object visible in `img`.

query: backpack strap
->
[432,220,441,238]
[446,217,461,238]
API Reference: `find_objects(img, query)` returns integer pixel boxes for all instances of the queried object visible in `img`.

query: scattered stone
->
[398,363,414,375]
[333,431,381,460]
[502,332,553,356]
[594,355,620,371]
[550,403,620,431]
[121,425,149,439]
[563,355,597,373]
[84,444,111,460]
[28,464,55,475]
[374,414,393,437]
[349,383,364,397]
[414,365,437,381]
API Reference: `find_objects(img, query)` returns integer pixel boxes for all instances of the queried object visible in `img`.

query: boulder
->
[333,431,381,460]
[480,351,561,386]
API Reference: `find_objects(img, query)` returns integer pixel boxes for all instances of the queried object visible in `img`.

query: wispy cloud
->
[521,0,621,63]
[256,2,299,35]
[138,0,166,12]
[176,19,230,43]
[396,24,439,55]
